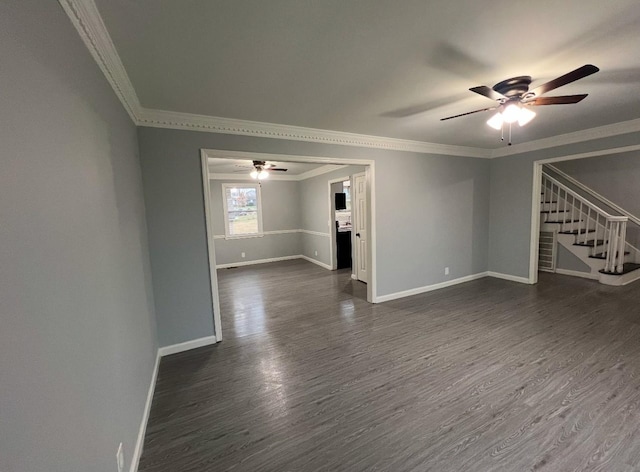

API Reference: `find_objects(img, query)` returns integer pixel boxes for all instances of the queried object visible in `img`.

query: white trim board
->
[158,335,218,357]
[201,155,224,341]
[213,229,329,239]
[299,255,333,270]
[129,352,160,472]
[492,118,640,158]
[217,254,332,270]
[555,268,599,280]
[138,109,490,158]
[375,271,531,303]
[63,0,640,160]
[487,271,532,284]
[300,229,331,238]
[217,255,302,269]
[375,272,489,303]
[58,0,141,123]
[209,165,348,182]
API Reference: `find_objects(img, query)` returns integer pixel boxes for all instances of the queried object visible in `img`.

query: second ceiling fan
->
[249,160,287,179]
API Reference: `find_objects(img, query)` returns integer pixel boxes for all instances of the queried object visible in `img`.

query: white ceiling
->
[93,0,640,150]
[208,158,323,175]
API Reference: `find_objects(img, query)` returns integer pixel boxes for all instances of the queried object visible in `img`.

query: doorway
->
[200,150,377,341]
[528,144,640,285]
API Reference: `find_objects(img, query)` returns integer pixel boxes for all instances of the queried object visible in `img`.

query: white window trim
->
[221,183,264,240]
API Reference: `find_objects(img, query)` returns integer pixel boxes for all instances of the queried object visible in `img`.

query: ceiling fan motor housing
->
[492,76,532,98]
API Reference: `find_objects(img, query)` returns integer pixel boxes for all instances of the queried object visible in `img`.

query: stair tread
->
[559,229,596,235]
[547,219,583,224]
[589,251,630,260]
[599,263,640,276]
[574,239,606,248]
[540,210,570,214]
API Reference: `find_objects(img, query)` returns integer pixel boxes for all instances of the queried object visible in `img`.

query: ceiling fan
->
[441,64,599,144]
[244,160,288,179]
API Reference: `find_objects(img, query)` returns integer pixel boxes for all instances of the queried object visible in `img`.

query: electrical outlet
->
[116,443,124,472]
[445,267,450,275]
[241,252,245,258]
[314,250,318,256]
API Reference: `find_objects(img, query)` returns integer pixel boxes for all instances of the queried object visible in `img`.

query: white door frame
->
[201,149,378,341]
[528,144,640,284]
[200,155,224,341]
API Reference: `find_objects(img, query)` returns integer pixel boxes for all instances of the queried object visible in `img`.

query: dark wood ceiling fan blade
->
[270,168,288,172]
[440,106,497,121]
[525,94,588,106]
[469,85,506,101]
[527,64,599,98]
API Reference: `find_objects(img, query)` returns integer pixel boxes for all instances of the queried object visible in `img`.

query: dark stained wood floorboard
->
[139,261,640,472]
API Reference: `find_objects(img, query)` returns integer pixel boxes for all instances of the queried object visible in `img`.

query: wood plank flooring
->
[139,261,640,471]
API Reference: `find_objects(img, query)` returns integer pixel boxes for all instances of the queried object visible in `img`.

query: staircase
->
[540,170,640,286]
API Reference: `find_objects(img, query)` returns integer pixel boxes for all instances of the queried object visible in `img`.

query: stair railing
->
[542,172,628,274]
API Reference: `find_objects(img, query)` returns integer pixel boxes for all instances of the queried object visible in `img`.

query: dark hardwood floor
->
[139,261,640,471]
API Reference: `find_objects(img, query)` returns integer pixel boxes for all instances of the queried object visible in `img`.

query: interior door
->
[353,172,368,283]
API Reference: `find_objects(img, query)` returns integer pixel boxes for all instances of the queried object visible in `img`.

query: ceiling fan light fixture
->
[250,169,259,179]
[258,170,269,179]
[486,112,504,130]
[502,103,521,124]
[517,107,536,126]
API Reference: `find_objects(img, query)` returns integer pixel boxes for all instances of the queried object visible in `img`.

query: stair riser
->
[540,213,572,223]
[591,254,635,264]
[561,221,591,232]
[540,202,561,212]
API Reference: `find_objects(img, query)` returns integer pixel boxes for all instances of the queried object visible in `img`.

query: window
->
[222,183,263,239]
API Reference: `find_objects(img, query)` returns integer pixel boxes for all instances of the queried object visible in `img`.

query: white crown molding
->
[61,0,640,160]
[491,118,640,158]
[58,0,141,122]
[138,108,491,158]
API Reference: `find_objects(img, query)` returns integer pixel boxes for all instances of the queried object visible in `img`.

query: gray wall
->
[210,179,301,265]
[555,152,640,247]
[0,3,157,472]
[488,133,640,278]
[556,245,592,274]
[137,127,491,346]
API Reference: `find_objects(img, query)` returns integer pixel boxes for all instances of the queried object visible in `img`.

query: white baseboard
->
[555,268,599,280]
[351,274,358,280]
[375,272,488,303]
[487,271,532,284]
[299,255,332,270]
[130,351,160,472]
[216,255,300,269]
[158,335,218,357]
